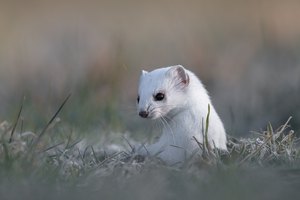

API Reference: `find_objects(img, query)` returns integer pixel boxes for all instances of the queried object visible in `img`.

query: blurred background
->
[0,0,299,136]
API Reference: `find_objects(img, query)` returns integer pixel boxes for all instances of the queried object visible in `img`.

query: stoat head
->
[137,65,190,119]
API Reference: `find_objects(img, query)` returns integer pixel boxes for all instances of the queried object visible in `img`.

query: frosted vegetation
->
[0,98,299,200]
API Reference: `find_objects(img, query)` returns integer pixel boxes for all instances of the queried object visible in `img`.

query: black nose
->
[139,111,149,118]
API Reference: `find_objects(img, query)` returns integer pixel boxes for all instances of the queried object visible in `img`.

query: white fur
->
[137,65,227,165]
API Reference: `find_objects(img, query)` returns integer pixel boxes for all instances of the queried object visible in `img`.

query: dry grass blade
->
[67,139,82,149]
[9,97,24,143]
[267,122,276,153]
[30,94,71,151]
[40,142,65,153]
[193,136,203,150]
[91,146,100,163]
[122,135,134,152]
[96,151,125,168]
[238,135,272,165]
[201,104,212,156]
[278,116,292,134]
[1,142,10,162]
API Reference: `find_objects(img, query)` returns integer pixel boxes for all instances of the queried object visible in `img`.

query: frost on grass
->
[226,117,298,166]
[0,115,299,183]
[1,115,300,200]
[1,99,299,199]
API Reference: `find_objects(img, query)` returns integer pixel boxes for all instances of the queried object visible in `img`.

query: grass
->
[0,98,299,200]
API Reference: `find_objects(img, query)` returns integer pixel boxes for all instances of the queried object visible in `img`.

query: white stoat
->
[136,65,227,165]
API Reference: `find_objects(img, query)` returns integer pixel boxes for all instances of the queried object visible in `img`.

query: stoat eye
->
[154,93,165,101]
[137,95,140,103]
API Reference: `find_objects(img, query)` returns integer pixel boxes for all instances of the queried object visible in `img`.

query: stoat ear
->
[167,65,190,88]
[141,70,148,76]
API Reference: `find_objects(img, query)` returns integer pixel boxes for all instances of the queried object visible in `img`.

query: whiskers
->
[159,115,176,145]
[149,105,177,146]
[151,103,185,111]
[130,102,184,146]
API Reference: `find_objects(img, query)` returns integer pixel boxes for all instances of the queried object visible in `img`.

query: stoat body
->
[136,65,227,165]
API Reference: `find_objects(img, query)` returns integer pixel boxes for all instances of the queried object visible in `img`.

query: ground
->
[0,100,299,200]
